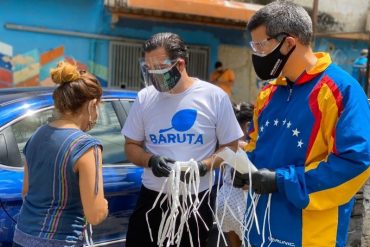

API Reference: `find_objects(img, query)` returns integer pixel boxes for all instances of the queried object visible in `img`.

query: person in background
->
[234,1,370,247]
[352,48,368,90]
[13,62,108,247]
[216,102,254,247]
[234,102,254,149]
[210,61,236,97]
[122,32,243,247]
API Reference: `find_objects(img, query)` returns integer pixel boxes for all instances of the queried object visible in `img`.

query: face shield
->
[140,57,182,92]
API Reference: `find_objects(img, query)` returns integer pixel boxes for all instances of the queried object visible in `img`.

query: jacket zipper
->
[287,81,294,102]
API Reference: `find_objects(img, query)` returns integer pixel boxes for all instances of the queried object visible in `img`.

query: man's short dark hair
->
[215,61,223,69]
[143,32,189,65]
[247,1,313,46]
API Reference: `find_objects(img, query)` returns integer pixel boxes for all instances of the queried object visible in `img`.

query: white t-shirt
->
[122,79,244,192]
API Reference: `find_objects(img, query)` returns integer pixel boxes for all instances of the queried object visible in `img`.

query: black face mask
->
[252,37,296,81]
[149,64,181,92]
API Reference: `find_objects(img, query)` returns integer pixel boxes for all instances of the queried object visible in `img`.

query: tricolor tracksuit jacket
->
[245,52,370,247]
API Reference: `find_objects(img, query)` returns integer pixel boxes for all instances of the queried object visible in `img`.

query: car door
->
[0,99,143,246]
[0,107,55,245]
[86,99,143,245]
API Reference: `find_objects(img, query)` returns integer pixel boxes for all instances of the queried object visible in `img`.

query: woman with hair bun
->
[13,62,108,247]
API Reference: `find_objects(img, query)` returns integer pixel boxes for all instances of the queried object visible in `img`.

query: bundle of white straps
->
[144,147,274,247]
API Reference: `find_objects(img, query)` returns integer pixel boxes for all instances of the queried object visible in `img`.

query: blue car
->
[0,87,143,246]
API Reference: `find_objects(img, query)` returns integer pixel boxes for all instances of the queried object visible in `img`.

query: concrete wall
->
[1,0,367,103]
[292,0,369,33]
[217,44,258,104]
[315,37,368,73]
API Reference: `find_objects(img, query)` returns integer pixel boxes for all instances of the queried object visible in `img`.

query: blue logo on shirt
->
[149,109,204,144]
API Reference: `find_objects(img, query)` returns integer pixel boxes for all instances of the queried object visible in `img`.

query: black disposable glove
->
[197,161,208,177]
[148,155,175,177]
[251,169,277,194]
[180,161,208,183]
[231,168,250,188]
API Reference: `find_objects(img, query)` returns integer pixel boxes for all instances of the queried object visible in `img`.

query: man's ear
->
[283,36,296,54]
[177,59,186,72]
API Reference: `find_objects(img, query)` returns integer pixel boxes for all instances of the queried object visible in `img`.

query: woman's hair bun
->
[50,61,80,85]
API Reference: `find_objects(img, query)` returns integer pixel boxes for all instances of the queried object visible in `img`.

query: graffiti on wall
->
[315,38,367,74]
[0,42,13,88]
[0,41,108,88]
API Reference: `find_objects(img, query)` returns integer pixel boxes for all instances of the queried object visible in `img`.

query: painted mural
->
[0,41,108,88]
[315,38,367,74]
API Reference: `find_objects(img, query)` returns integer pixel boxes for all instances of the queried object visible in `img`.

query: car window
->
[11,108,55,156]
[88,102,127,164]
[11,101,127,166]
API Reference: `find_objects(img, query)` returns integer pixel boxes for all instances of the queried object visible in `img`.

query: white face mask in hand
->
[217,147,257,173]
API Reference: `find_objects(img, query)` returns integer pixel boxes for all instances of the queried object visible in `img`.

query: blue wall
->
[0,0,110,86]
[0,0,367,87]
[0,0,248,87]
[315,37,368,74]
[0,0,108,61]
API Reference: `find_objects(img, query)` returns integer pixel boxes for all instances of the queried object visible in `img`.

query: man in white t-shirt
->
[122,32,243,247]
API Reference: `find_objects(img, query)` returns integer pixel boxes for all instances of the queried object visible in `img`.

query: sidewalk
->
[347,191,364,247]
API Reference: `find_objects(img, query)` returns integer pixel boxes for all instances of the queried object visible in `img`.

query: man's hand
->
[197,161,208,177]
[231,168,277,194]
[251,169,277,194]
[180,161,208,183]
[231,169,249,188]
[148,155,175,177]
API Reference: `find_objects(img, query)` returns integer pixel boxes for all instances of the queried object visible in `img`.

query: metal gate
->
[109,40,209,90]
[109,41,144,90]
[187,45,209,82]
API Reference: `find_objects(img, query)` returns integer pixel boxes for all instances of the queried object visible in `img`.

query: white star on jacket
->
[258,119,304,148]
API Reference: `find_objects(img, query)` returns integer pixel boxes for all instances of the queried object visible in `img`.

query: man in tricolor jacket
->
[234,1,370,246]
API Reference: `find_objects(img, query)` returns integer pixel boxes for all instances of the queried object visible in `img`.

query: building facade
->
[0,0,368,103]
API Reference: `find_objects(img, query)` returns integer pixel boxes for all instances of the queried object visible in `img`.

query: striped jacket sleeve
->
[276,75,370,210]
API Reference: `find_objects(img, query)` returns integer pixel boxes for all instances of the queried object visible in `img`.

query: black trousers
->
[126,185,215,247]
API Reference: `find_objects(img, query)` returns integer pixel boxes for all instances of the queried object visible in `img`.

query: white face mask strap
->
[84,223,94,246]
[145,150,267,247]
[86,99,98,130]
[147,159,215,247]
[88,100,97,120]
[145,176,170,242]
[213,148,263,246]
[88,101,93,122]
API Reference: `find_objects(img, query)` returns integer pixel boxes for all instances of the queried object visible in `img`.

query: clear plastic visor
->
[139,57,179,88]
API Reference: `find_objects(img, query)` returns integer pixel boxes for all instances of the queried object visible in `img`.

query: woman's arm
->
[124,137,152,167]
[75,147,108,225]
